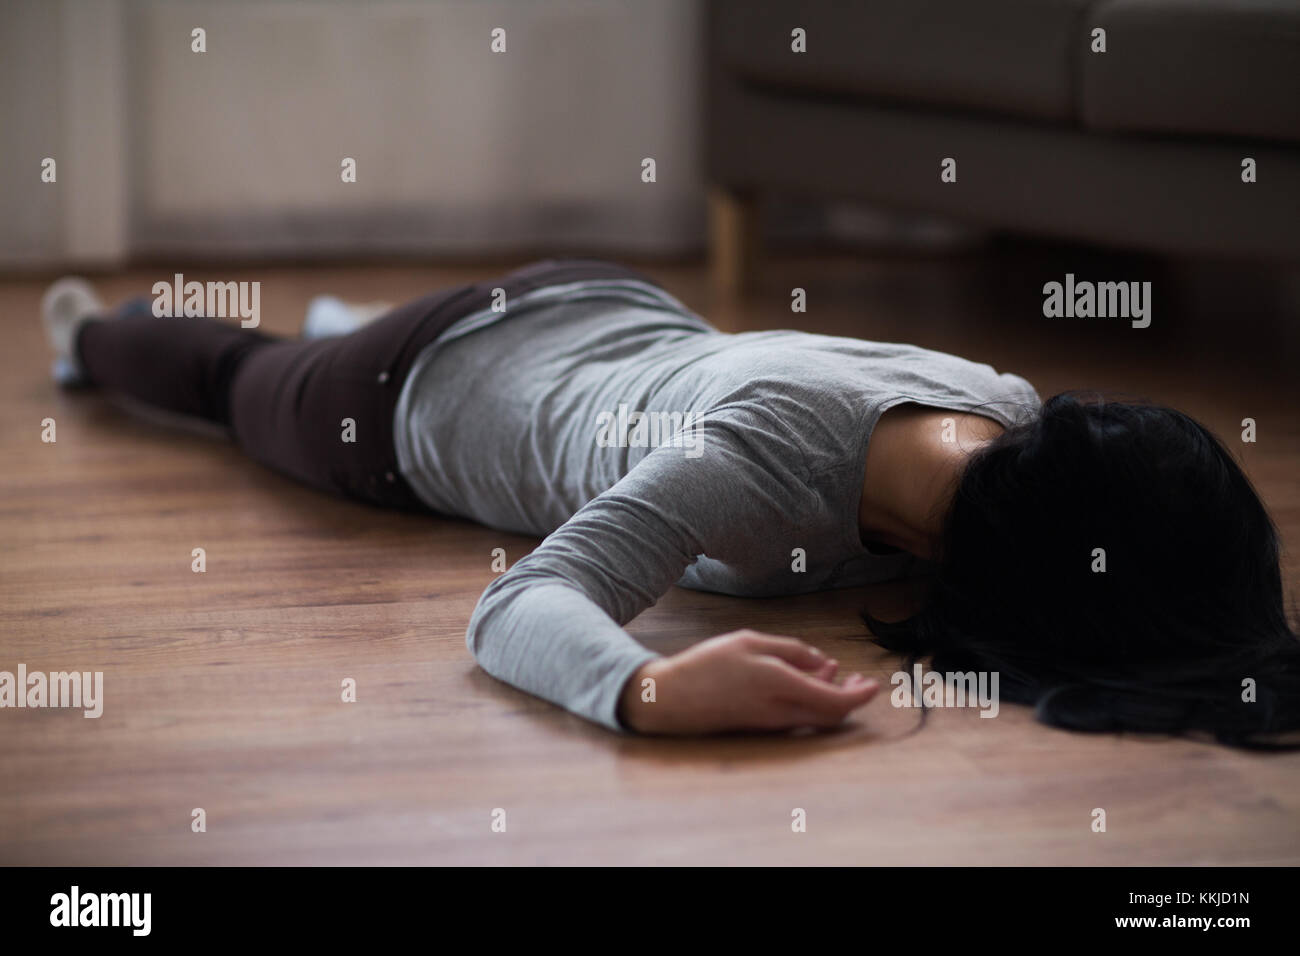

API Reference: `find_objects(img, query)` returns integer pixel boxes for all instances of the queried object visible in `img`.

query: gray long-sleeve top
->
[393,280,1040,730]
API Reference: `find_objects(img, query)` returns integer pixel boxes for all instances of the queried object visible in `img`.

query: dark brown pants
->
[75,259,658,511]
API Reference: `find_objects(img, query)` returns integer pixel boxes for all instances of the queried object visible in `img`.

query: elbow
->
[465,578,511,662]
[465,604,486,660]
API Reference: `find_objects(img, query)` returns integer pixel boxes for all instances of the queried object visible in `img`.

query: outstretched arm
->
[465,413,881,733]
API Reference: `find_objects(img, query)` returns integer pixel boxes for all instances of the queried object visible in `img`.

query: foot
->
[41,277,105,386]
[302,295,392,339]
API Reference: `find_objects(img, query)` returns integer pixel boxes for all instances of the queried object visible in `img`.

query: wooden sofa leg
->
[710,188,760,296]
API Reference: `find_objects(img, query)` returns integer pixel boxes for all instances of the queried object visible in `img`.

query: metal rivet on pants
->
[377,371,390,384]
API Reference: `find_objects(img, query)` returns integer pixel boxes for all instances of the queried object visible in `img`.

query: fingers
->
[812,657,839,683]
[705,630,880,733]
[735,631,829,673]
[760,659,880,723]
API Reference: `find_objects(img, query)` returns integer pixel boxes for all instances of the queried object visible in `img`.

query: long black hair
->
[865,392,1300,750]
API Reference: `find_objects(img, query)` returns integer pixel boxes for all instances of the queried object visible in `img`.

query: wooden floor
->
[1,252,1297,865]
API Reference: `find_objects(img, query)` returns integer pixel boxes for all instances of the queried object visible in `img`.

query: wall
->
[0,0,705,268]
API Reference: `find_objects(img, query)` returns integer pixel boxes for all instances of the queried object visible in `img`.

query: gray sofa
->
[706,0,1300,290]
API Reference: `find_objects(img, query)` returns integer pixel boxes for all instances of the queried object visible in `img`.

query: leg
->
[709,186,761,296]
[77,311,275,426]
[74,306,437,510]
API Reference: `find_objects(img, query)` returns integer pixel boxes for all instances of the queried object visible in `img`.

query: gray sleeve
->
[464,411,814,731]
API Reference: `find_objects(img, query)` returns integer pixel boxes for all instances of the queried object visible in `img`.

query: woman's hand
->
[618,629,880,735]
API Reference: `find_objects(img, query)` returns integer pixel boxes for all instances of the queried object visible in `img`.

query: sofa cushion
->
[713,0,1094,123]
[1080,0,1300,142]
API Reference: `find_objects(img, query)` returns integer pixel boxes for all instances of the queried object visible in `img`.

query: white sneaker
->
[302,295,392,339]
[41,277,104,385]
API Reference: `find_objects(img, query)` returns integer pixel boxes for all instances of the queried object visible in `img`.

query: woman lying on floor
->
[41,260,1300,749]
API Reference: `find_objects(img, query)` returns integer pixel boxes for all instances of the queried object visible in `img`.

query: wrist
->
[618,658,670,733]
